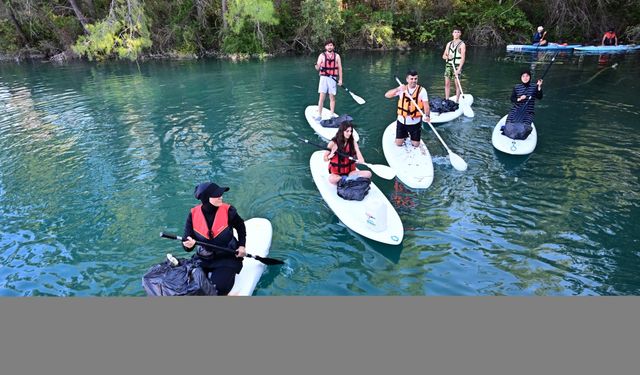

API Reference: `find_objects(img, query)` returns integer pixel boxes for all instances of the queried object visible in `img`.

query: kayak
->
[492,115,537,155]
[574,45,640,54]
[431,94,474,124]
[309,151,403,245]
[304,105,360,142]
[381,122,434,189]
[228,218,272,296]
[506,43,581,52]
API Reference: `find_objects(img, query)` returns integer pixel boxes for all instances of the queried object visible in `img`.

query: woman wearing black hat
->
[181,182,246,295]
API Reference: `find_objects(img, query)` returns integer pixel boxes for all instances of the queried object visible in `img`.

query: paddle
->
[160,232,285,266]
[450,61,475,118]
[513,53,557,123]
[299,137,396,180]
[328,75,366,105]
[394,76,468,171]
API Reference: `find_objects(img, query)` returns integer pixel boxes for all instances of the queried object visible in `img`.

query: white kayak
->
[228,218,272,296]
[430,94,474,124]
[491,115,537,155]
[309,151,403,245]
[304,105,360,142]
[382,122,434,189]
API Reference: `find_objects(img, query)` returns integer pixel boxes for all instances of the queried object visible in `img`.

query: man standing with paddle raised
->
[314,39,343,121]
[385,69,431,148]
[442,28,466,103]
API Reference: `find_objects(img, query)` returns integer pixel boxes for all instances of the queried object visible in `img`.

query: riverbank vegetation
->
[1,0,639,61]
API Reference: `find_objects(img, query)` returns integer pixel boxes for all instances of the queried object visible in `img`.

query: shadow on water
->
[493,149,533,177]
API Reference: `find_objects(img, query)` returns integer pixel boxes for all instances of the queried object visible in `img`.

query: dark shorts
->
[396,120,422,142]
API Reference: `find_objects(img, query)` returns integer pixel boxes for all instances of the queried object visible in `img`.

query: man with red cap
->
[182,182,246,295]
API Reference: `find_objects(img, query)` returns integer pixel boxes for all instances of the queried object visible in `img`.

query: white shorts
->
[318,75,337,95]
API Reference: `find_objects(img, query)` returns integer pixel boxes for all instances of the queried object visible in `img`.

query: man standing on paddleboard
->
[385,70,431,148]
[314,39,343,121]
[442,28,466,103]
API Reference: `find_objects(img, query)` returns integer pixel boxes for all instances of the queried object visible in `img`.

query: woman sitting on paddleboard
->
[503,70,543,139]
[324,121,372,185]
[181,182,247,296]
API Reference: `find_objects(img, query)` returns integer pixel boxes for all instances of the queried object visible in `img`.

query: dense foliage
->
[1,0,639,60]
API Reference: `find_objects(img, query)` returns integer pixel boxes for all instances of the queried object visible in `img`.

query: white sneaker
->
[314,115,322,122]
[167,253,179,266]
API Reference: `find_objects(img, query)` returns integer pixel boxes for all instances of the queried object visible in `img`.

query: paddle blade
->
[160,232,180,240]
[448,153,468,171]
[369,163,396,180]
[462,104,475,118]
[254,255,285,265]
[350,91,366,105]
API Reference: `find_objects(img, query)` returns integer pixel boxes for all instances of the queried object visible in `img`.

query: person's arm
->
[385,85,403,99]
[324,140,337,161]
[510,87,518,103]
[535,79,543,99]
[228,207,246,257]
[336,54,343,86]
[601,35,607,46]
[314,54,323,72]
[354,142,365,164]
[615,35,618,46]
[457,43,466,74]
[182,212,196,251]
[420,87,430,121]
[442,41,450,60]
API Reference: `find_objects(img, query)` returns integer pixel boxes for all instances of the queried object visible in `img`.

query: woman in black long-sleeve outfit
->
[182,182,246,296]
[503,70,543,140]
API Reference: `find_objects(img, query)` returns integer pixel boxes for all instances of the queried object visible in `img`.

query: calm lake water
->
[1,48,639,296]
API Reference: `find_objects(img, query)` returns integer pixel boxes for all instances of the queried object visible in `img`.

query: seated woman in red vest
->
[324,121,372,185]
[181,182,246,296]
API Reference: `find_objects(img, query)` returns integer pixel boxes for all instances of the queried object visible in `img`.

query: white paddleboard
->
[309,151,403,245]
[305,105,360,142]
[382,121,434,189]
[228,218,272,296]
[430,94,474,124]
[492,115,537,155]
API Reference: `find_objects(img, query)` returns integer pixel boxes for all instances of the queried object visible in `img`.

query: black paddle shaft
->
[159,232,284,266]
[299,137,359,163]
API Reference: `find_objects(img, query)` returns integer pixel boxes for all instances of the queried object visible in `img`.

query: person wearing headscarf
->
[502,70,543,140]
[182,182,246,295]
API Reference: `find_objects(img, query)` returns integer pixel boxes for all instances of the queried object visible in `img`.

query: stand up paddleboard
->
[574,45,640,54]
[382,122,434,189]
[228,218,273,296]
[431,94,474,124]
[305,105,360,142]
[309,151,403,245]
[506,43,581,52]
[492,115,537,155]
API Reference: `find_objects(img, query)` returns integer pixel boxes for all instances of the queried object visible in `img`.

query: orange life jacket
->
[397,85,424,119]
[191,203,230,240]
[328,143,356,175]
[320,52,338,77]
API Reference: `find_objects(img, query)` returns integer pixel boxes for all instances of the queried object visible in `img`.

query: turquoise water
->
[0,49,638,296]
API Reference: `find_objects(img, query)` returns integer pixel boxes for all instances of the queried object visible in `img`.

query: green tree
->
[72,0,152,61]
[222,0,278,54]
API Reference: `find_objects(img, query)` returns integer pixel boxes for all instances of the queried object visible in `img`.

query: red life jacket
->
[603,31,617,45]
[191,203,230,240]
[328,142,356,175]
[320,52,338,77]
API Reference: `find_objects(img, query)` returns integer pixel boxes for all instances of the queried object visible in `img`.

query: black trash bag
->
[320,114,353,128]
[501,122,532,140]
[337,176,371,201]
[142,255,218,296]
[429,96,459,114]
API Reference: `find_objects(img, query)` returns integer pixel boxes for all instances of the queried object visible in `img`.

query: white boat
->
[309,151,403,245]
[430,94,474,124]
[491,115,537,155]
[228,218,272,296]
[304,105,360,142]
[381,122,434,189]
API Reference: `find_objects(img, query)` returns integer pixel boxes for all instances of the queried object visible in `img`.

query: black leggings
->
[203,267,238,296]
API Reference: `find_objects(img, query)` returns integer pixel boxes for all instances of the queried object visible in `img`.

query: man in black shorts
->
[385,70,431,147]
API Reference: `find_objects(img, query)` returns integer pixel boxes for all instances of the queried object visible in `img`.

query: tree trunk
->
[2,0,29,47]
[83,0,97,19]
[69,0,90,34]
[222,0,228,31]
